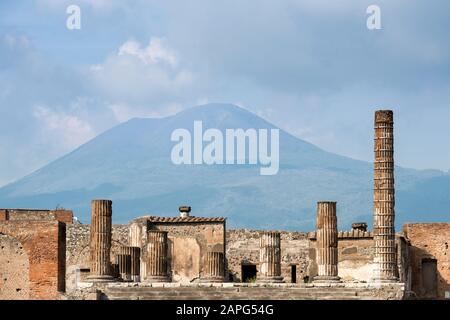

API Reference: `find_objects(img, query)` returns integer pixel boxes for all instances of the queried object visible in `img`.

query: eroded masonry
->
[1,110,449,300]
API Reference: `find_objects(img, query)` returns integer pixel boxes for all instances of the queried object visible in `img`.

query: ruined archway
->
[0,233,30,299]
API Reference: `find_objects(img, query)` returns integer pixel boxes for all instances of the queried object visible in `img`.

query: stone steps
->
[101,286,389,300]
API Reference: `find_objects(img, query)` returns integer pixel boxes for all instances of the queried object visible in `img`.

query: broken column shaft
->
[119,246,141,282]
[314,201,340,282]
[373,110,398,282]
[87,199,114,281]
[129,222,146,281]
[116,254,132,282]
[258,231,283,283]
[146,230,170,282]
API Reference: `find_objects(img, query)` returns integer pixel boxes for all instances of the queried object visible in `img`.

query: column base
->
[371,276,399,283]
[120,274,133,282]
[86,275,115,282]
[131,275,141,282]
[313,275,341,283]
[257,276,285,283]
[145,275,171,283]
[199,276,225,283]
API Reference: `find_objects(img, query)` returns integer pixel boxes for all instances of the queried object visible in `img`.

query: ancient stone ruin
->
[1,110,450,300]
[314,202,340,283]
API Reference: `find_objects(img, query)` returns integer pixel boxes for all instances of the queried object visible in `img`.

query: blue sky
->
[0,0,449,185]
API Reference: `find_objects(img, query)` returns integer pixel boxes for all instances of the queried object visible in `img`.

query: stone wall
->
[144,220,226,282]
[226,229,310,283]
[0,220,66,300]
[66,220,226,287]
[403,223,450,299]
[308,231,410,284]
[308,232,374,282]
[0,233,30,299]
[65,224,129,293]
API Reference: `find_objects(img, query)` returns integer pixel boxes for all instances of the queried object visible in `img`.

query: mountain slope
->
[0,103,448,230]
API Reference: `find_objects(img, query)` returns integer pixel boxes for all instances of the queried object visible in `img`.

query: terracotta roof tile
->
[145,216,226,223]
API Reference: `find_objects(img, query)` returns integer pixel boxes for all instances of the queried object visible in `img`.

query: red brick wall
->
[0,220,66,300]
[404,223,450,299]
[0,209,73,223]
[0,209,8,221]
[53,210,73,224]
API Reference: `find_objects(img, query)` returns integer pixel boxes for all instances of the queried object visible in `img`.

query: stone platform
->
[67,282,408,300]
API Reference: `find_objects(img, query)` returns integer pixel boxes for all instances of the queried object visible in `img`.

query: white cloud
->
[89,38,196,111]
[118,37,178,67]
[33,105,95,150]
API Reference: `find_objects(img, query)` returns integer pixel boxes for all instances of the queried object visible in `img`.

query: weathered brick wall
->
[0,209,73,223]
[0,220,65,300]
[403,223,450,299]
[226,229,310,283]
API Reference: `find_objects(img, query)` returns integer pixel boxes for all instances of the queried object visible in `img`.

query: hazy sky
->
[0,0,449,185]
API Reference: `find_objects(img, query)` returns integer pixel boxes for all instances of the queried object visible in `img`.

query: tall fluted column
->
[119,246,141,282]
[200,252,225,282]
[87,199,114,281]
[373,110,398,282]
[258,232,283,283]
[146,230,170,282]
[314,201,340,282]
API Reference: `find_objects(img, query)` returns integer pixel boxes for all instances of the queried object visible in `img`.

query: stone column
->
[146,230,170,282]
[373,110,398,282]
[314,201,340,282]
[87,199,114,281]
[119,246,141,282]
[129,222,146,281]
[201,252,225,282]
[258,232,284,283]
[129,222,142,247]
[116,254,132,281]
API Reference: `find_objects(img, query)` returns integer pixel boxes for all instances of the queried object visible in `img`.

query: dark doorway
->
[422,258,438,298]
[241,264,257,283]
[291,265,297,283]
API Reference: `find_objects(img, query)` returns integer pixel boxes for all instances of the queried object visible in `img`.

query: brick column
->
[314,201,341,282]
[258,232,284,283]
[146,230,170,282]
[87,199,114,281]
[201,252,225,282]
[116,254,132,282]
[373,110,398,282]
[119,246,141,282]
